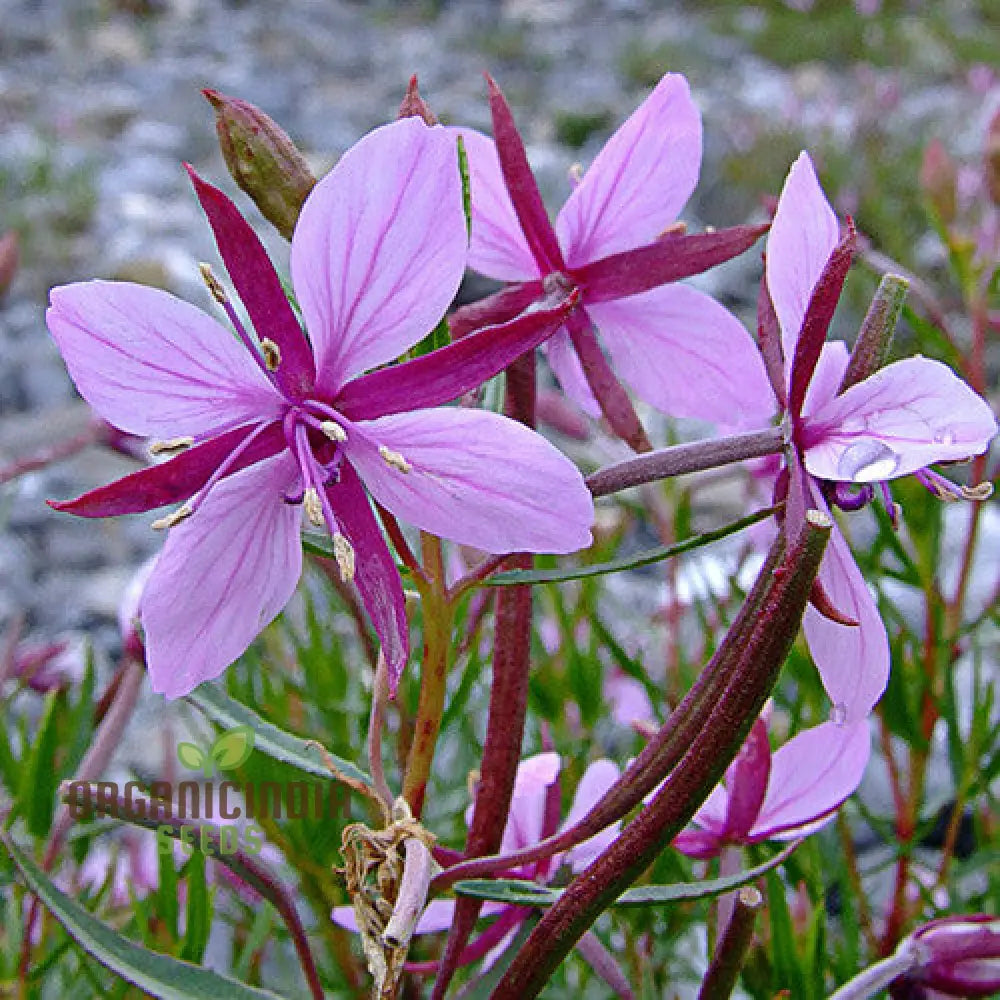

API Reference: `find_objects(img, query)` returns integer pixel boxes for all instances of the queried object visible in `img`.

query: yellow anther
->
[568,163,583,185]
[321,420,347,443]
[379,445,412,474]
[303,487,325,527]
[149,436,195,456]
[151,502,193,531]
[660,220,688,237]
[333,533,356,582]
[198,262,228,304]
[260,338,281,371]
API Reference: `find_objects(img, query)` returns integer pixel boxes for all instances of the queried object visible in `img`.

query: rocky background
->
[1,0,997,677]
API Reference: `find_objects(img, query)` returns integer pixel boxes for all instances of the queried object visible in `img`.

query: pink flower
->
[332,753,621,971]
[453,74,773,426]
[46,118,594,699]
[760,152,997,722]
[674,716,871,859]
[901,915,1000,998]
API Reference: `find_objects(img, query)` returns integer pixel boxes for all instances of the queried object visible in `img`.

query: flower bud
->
[397,75,438,126]
[839,273,909,393]
[203,89,316,240]
[904,914,1000,997]
[919,138,957,224]
[985,108,1000,207]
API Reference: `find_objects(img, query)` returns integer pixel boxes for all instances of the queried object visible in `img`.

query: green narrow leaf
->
[489,506,776,585]
[180,851,211,965]
[21,690,61,837]
[176,743,207,772]
[0,831,283,1000]
[454,840,802,906]
[765,868,806,999]
[457,133,472,237]
[157,843,180,943]
[211,726,255,771]
[186,683,376,796]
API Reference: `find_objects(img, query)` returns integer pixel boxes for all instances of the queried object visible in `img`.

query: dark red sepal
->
[186,165,316,400]
[48,422,284,517]
[786,219,857,420]
[575,223,768,303]
[486,76,565,274]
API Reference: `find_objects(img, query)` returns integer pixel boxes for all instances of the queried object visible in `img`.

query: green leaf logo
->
[211,726,254,771]
[176,727,255,777]
[177,742,207,772]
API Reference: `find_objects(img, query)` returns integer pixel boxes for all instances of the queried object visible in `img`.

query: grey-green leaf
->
[186,682,375,795]
[453,840,802,907]
[0,831,284,999]
[488,507,775,586]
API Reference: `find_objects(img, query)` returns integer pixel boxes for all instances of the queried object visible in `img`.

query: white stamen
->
[321,420,347,443]
[152,502,193,531]
[260,338,281,371]
[198,262,228,304]
[963,481,993,501]
[333,533,356,582]
[379,445,412,474]
[149,436,195,455]
[303,487,325,527]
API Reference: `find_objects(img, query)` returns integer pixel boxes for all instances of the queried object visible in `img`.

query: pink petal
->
[672,827,724,859]
[587,285,775,426]
[801,340,850,418]
[344,409,594,555]
[450,128,538,281]
[290,119,467,393]
[561,759,622,872]
[332,899,506,938]
[140,452,303,698]
[186,167,316,399]
[47,282,283,438]
[688,783,730,834]
[722,718,771,841]
[556,73,702,267]
[488,752,561,856]
[751,720,870,839]
[803,357,998,482]
[604,673,654,728]
[545,327,601,417]
[326,462,409,691]
[765,152,840,366]
[802,482,889,721]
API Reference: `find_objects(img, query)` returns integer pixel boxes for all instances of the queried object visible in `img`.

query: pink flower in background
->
[333,753,621,973]
[47,118,593,699]
[453,73,773,425]
[674,716,871,859]
[757,152,997,723]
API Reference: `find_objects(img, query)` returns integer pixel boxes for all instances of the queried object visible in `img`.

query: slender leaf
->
[180,851,211,964]
[0,831,284,1000]
[186,682,375,796]
[453,840,802,906]
[21,690,61,837]
[489,507,775,585]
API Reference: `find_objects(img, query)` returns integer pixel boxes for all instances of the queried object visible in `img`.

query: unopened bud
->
[920,138,958,224]
[906,914,1000,997]
[839,273,909,393]
[203,88,316,241]
[985,108,1000,206]
[0,230,19,298]
[397,75,438,125]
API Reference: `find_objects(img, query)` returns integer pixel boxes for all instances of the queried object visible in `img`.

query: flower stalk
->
[489,509,832,997]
